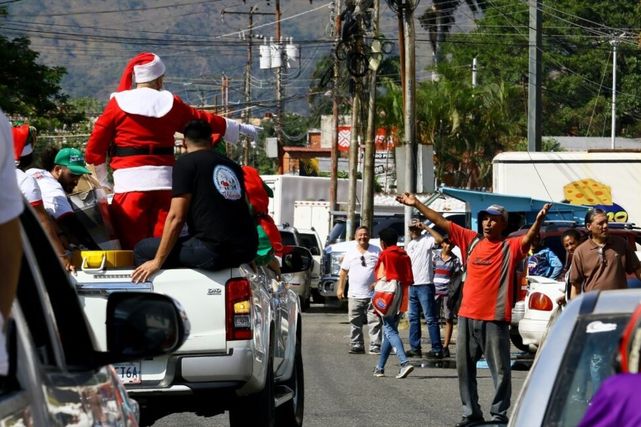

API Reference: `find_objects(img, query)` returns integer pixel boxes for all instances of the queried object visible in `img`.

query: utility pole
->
[346,0,366,241]
[403,1,417,244]
[527,0,542,151]
[222,6,275,164]
[472,57,478,88]
[221,75,230,155]
[330,0,342,213]
[275,0,285,174]
[611,37,620,149]
[363,0,381,233]
[242,7,258,165]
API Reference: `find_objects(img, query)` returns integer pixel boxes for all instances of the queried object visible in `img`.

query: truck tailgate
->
[73,268,233,354]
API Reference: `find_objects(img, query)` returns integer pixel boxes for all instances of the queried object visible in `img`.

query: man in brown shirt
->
[570,208,641,298]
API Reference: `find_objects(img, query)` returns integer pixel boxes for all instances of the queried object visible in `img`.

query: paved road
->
[149,304,530,426]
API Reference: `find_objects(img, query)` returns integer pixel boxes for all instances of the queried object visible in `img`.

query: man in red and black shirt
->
[396,192,550,427]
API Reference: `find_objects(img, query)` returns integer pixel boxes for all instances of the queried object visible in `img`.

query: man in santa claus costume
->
[86,52,259,249]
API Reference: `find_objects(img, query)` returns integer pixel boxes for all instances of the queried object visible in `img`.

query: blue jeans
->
[408,284,443,353]
[376,314,409,370]
[134,236,226,270]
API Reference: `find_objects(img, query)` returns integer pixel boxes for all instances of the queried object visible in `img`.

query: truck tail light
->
[528,292,553,311]
[226,278,252,341]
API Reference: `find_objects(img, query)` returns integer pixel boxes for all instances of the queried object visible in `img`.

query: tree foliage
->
[436,0,641,137]
[0,35,81,129]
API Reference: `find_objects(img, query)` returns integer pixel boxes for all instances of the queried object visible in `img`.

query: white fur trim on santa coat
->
[112,88,174,118]
[113,165,172,193]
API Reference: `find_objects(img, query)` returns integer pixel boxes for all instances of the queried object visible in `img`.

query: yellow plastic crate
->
[72,250,134,271]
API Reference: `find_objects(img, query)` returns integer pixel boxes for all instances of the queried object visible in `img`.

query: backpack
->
[371,277,402,319]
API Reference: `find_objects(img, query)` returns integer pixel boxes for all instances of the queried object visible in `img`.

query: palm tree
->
[418,0,486,68]
[415,79,523,189]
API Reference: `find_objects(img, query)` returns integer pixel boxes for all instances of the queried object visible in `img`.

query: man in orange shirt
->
[396,192,550,427]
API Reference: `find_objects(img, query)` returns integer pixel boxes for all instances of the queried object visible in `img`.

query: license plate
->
[113,361,141,385]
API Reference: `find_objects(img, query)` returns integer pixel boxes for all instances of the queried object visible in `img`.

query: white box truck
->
[294,200,332,244]
[261,175,361,227]
[492,151,641,225]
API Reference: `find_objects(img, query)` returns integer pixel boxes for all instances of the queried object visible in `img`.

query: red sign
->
[336,126,396,152]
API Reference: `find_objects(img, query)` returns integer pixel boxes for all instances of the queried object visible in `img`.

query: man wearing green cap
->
[26,147,98,250]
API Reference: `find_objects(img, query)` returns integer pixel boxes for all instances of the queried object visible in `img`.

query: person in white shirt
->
[405,219,443,358]
[0,109,23,376]
[336,226,383,354]
[13,128,74,271]
[26,146,98,250]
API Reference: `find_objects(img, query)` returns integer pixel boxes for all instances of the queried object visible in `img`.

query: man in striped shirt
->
[396,192,550,427]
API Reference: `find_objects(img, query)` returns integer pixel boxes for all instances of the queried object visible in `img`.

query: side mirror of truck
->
[281,246,313,274]
[104,292,190,362]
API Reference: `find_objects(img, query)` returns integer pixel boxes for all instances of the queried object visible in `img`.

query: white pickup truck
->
[71,246,311,427]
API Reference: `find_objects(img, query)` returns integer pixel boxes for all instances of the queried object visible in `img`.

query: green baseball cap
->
[54,147,91,175]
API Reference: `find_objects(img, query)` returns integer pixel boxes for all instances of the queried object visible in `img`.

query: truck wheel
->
[311,289,325,304]
[229,356,275,427]
[509,325,533,353]
[300,296,311,312]
[278,325,304,426]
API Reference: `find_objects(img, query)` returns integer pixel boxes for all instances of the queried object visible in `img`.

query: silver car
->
[0,205,188,426]
[509,289,641,427]
[278,224,313,311]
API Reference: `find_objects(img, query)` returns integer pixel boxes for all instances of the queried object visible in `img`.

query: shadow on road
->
[305,303,347,314]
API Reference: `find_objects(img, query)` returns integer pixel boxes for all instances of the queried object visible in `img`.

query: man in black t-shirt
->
[131,120,258,282]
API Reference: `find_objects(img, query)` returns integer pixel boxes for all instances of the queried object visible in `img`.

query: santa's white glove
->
[93,163,113,192]
[239,123,261,141]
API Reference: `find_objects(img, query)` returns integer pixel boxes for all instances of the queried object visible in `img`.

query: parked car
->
[296,228,324,303]
[278,224,313,310]
[509,289,641,426]
[319,214,405,300]
[517,275,565,352]
[0,204,188,426]
[319,213,466,301]
[508,221,641,352]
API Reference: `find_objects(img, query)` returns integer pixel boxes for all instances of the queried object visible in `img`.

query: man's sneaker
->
[395,363,414,379]
[442,347,451,358]
[490,415,509,425]
[368,347,381,355]
[454,416,485,427]
[349,347,365,354]
[425,350,444,359]
[373,367,385,377]
[405,348,422,358]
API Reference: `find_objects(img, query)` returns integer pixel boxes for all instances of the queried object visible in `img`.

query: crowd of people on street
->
[6,49,641,427]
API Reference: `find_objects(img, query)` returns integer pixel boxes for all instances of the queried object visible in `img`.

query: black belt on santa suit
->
[110,146,175,156]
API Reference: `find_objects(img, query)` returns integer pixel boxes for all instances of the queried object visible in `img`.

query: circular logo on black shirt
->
[213,165,242,200]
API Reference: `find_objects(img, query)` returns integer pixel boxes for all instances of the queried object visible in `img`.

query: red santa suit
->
[242,165,283,256]
[85,52,258,249]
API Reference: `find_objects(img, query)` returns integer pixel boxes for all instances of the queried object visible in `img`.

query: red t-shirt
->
[449,222,527,322]
[375,245,414,313]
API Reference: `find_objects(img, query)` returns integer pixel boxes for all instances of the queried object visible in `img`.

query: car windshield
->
[325,216,406,245]
[280,231,297,246]
[298,233,320,252]
[543,314,629,426]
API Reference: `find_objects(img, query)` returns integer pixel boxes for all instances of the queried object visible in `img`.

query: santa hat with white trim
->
[12,124,34,161]
[116,52,166,92]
